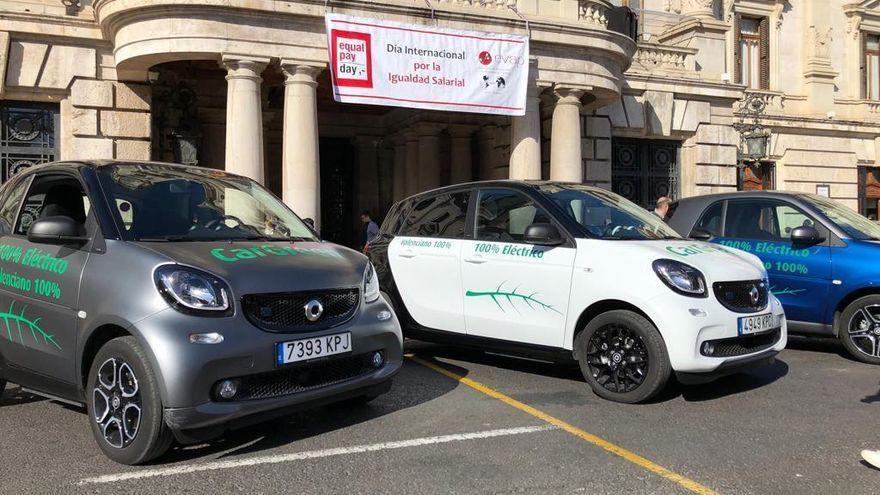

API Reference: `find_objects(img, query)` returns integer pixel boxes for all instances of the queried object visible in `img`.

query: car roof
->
[399,180,605,203]
[17,160,242,178]
[672,190,814,205]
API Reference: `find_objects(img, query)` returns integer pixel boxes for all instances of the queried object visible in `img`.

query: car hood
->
[134,240,368,294]
[617,239,765,282]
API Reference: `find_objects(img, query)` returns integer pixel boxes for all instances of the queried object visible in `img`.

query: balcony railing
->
[631,42,697,73]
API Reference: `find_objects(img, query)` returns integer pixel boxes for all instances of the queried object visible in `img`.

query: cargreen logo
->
[466,282,561,315]
[0,302,60,350]
[665,243,726,257]
[211,245,344,263]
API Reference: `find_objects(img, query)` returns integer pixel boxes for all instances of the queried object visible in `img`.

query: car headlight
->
[652,259,707,298]
[363,262,380,303]
[154,265,233,316]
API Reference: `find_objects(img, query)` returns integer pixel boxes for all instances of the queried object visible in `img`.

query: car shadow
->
[151,356,463,464]
[0,385,47,408]
[668,358,789,403]
[405,341,788,405]
[861,460,880,472]
[784,335,854,361]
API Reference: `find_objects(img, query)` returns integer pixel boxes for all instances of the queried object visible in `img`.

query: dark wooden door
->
[320,138,355,248]
[612,139,680,209]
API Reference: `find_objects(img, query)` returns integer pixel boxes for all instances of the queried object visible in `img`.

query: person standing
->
[653,196,672,220]
[361,210,379,252]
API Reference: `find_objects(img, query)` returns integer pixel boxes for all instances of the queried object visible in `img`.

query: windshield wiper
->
[135,235,193,242]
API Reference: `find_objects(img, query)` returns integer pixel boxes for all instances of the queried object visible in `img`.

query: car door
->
[0,172,93,384]
[460,188,575,348]
[387,190,470,332]
[712,198,832,323]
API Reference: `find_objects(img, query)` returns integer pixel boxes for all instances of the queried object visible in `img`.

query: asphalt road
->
[1,336,878,495]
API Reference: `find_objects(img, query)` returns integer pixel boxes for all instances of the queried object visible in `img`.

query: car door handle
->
[463,256,488,264]
[398,250,417,259]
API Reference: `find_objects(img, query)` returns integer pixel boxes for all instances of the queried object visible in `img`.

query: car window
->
[14,175,89,236]
[775,204,814,239]
[379,201,406,236]
[0,176,31,234]
[724,200,815,241]
[693,202,724,237]
[475,189,552,242]
[399,192,470,238]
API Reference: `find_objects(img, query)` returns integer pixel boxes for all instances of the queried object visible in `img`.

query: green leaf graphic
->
[466,282,562,315]
[0,301,60,350]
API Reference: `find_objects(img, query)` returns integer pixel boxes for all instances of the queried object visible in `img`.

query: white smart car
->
[369,181,787,403]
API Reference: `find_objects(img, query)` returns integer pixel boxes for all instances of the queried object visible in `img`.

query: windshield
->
[537,184,682,240]
[802,194,880,241]
[95,163,318,242]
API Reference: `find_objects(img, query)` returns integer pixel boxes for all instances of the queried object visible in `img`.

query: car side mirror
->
[27,216,90,246]
[523,223,564,246]
[790,225,824,248]
[689,228,713,241]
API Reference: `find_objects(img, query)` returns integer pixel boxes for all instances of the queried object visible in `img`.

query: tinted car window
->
[724,200,816,241]
[693,202,723,237]
[15,175,89,236]
[379,201,407,236]
[0,175,30,233]
[476,189,552,242]
[399,191,470,238]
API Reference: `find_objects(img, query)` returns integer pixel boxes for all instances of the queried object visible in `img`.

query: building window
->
[0,102,59,184]
[735,15,769,89]
[737,162,775,191]
[865,33,880,101]
[858,166,880,220]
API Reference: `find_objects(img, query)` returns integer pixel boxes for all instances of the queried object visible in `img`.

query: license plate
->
[738,313,776,335]
[276,332,351,365]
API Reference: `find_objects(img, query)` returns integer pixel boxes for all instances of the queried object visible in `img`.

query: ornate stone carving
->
[809,26,833,60]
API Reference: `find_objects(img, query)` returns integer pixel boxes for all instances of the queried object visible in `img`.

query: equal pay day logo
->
[331,30,373,88]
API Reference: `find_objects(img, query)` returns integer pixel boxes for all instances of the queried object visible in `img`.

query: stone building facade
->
[0,0,879,246]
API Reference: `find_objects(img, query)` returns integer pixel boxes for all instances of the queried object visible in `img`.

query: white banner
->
[325,14,529,116]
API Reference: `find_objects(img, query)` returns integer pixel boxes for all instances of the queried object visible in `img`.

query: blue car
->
[667,191,880,365]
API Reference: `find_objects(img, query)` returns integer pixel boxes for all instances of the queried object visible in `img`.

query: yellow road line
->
[407,354,719,495]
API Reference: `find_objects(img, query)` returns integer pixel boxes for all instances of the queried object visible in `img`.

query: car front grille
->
[242,288,359,333]
[700,328,781,358]
[218,353,379,401]
[713,280,769,313]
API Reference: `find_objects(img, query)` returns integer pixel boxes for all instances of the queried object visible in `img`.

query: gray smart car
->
[0,160,402,464]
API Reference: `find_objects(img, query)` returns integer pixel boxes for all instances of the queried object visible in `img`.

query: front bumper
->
[134,295,403,434]
[644,290,787,375]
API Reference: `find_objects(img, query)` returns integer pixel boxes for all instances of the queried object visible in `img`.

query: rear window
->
[399,191,470,238]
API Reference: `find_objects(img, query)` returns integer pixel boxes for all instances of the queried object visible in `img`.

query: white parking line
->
[78,425,556,485]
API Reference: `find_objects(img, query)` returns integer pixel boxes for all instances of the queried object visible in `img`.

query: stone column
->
[403,130,420,196]
[448,125,477,184]
[280,61,323,227]
[549,87,585,182]
[353,136,381,217]
[509,64,542,180]
[417,123,445,192]
[222,55,270,183]
[391,135,407,201]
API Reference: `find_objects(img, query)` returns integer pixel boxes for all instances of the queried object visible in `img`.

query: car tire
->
[86,336,172,465]
[838,296,880,365]
[575,310,671,404]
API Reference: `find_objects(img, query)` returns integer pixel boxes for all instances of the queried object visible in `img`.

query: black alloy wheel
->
[87,336,172,464]
[575,310,671,403]
[840,296,880,365]
[585,325,649,394]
